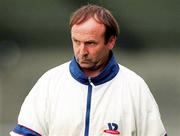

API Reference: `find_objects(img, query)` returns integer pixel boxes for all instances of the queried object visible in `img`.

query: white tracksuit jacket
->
[11,54,167,136]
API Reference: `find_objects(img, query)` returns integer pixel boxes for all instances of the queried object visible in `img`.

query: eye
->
[85,41,97,46]
[73,39,81,45]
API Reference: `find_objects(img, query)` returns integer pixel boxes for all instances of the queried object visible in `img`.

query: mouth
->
[77,58,91,63]
[80,60,91,64]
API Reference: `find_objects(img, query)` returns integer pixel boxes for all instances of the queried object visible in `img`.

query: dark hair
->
[69,4,119,43]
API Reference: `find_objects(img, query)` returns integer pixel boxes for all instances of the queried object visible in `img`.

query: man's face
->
[71,18,115,72]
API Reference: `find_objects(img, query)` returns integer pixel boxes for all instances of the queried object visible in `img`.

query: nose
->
[79,44,88,56]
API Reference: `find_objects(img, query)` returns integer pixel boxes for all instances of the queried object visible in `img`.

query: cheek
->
[90,47,106,58]
[73,46,79,55]
[97,47,109,58]
[97,45,108,53]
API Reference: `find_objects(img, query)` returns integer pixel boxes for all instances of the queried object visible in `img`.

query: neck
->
[69,52,119,85]
[82,67,104,77]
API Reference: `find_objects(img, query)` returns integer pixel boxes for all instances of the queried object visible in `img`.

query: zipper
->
[84,77,93,136]
[88,77,95,87]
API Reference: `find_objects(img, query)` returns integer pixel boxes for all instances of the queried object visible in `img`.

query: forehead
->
[71,18,105,37]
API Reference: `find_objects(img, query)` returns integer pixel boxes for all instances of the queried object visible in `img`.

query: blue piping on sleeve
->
[12,124,41,136]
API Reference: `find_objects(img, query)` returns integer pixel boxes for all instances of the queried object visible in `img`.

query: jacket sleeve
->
[136,78,167,136]
[10,72,51,136]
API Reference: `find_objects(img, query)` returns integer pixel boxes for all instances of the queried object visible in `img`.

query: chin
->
[79,63,92,69]
[79,64,91,69]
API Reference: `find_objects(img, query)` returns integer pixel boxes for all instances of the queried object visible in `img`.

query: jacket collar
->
[69,53,119,86]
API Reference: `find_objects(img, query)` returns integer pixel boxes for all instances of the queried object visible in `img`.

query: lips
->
[79,58,91,63]
[81,60,90,63]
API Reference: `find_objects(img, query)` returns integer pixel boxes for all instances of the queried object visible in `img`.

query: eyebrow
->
[72,37,78,41]
[85,40,97,44]
[72,37,97,43]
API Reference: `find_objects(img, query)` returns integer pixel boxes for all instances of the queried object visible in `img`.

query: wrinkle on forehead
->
[71,18,105,36]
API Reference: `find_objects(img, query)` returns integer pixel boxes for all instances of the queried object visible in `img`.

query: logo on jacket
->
[104,123,120,135]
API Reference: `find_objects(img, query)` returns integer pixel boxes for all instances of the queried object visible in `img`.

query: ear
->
[107,36,117,50]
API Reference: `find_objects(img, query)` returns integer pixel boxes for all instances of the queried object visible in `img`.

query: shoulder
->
[28,61,71,91]
[118,64,145,84]
[47,61,70,74]
[117,64,152,97]
[40,61,71,80]
[118,64,158,104]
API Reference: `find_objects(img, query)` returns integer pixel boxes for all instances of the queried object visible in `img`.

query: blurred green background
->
[0,0,179,135]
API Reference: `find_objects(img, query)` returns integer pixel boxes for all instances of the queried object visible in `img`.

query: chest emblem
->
[104,123,120,135]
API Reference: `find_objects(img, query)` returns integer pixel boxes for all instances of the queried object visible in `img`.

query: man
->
[10,4,167,136]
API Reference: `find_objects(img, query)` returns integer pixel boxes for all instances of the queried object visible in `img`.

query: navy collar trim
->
[69,54,119,86]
